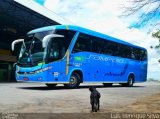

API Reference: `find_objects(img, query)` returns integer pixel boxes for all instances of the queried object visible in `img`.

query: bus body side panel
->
[89,54,105,82]
[69,52,91,82]
[119,59,143,83]
[122,59,148,83]
[102,56,145,83]
[89,53,113,82]
[103,56,129,83]
[128,59,148,83]
[47,60,68,83]
[136,60,148,83]
[132,60,141,82]
[112,57,128,82]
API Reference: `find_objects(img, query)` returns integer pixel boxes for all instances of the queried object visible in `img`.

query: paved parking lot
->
[0,82,160,113]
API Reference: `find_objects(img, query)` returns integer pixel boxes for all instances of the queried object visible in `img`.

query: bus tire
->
[45,84,57,88]
[122,75,134,87]
[64,73,80,88]
[127,75,134,87]
[103,83,113,87]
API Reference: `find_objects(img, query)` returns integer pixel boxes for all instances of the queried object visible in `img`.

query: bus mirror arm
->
[11,39,25,51]
[42,34,64,48]
[13,62,17,68]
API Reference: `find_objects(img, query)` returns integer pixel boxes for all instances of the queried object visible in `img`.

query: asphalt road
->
[0,82,160,113]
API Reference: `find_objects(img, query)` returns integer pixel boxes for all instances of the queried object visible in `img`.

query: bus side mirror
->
[13,62,17,69]
[11,39,24,51]
[42,34,64,48]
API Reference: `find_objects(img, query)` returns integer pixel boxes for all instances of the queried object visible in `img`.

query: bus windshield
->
[18,30,76,66]
[18,30,52,66]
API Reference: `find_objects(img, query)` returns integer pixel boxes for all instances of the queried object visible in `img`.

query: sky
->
[35,0,160,80]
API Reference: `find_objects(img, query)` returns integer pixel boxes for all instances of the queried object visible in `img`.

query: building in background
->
[0,0,72,82]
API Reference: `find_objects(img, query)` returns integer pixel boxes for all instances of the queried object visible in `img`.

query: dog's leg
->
[94,103,97,112]
[98,99,100,110]
[91,103,94,112]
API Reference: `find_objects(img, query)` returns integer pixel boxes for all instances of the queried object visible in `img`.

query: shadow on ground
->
[17,85,145,91]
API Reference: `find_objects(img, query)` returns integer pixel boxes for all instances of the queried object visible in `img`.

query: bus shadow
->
[17,85,146,91]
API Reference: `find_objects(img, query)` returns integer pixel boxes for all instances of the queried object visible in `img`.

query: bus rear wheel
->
[45,84,57,88]
[122,75,134,87]
[127,75,134,87]
[64,73,80,88]
[103,83,113,87]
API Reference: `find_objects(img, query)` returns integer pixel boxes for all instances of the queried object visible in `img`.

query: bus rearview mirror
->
[42,34,64,48]
[11,39,24,51]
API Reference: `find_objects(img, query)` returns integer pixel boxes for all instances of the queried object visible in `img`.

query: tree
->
[122,0,160,28]
[152,30,160,49]
[152,30,160,62]
[122,0,160,62]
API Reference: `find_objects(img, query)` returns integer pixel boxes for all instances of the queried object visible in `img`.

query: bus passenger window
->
[92,38,104,54]
[73,33,91,53]
[140,50,147,61]
[73,42,82,52]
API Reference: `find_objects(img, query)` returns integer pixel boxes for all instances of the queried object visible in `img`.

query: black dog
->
[89,86,101,112]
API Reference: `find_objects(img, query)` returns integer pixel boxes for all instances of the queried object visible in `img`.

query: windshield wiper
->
[28,40,35,66]
[19,46,28,63]
[19,38,35,66]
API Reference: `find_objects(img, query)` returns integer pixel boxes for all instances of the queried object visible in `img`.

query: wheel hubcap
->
[129,78,133,85]
[70,77,76,85]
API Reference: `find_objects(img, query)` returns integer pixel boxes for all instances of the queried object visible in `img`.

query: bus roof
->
[28,25,147,50]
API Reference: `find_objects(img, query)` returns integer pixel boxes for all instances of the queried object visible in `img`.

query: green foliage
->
[122,0,160,28]
[152,30,160,49]
[152,30,160,63]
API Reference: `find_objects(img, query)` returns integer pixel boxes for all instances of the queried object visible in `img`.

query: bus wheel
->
[122,75,134,87]
[127,75,134,87]
[64,73,80,88]
[45,84,57,88]
[103,83,113,87]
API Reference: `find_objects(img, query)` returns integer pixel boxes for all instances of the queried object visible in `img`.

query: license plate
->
[23,77,28,81]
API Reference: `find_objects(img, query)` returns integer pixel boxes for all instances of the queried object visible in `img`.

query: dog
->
[89,86,101,112]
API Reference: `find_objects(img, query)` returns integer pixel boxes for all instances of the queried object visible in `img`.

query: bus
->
[11,25,148,88]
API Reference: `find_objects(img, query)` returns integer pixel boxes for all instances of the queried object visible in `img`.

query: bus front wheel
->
[46,84,57,88]
[64,73,80,88]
